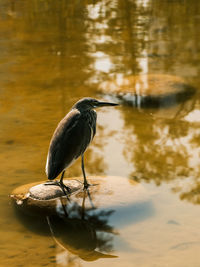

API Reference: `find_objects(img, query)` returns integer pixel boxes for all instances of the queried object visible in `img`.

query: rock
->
[29,180,82,200]
[10,176,149,217]
[10,179,82,216]
[98,74,196,108]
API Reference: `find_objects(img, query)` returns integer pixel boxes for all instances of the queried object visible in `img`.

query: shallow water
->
[1,0,200,266]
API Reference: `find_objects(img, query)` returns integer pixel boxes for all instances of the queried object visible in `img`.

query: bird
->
[45,97,118,193]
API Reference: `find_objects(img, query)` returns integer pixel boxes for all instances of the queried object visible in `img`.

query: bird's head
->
[73,97,119,111]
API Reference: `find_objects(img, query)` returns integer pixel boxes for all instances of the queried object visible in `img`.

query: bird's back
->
[46,108,96,180]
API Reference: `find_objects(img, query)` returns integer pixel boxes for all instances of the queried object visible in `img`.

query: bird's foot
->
[44,180,71,193]
[44,180,59,186]
[60,182,71,193]
[83,182,90,190]
[59,183,71,202]
[83,182,99,189]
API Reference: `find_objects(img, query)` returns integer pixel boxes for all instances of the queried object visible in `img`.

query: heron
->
[45,97,118,193]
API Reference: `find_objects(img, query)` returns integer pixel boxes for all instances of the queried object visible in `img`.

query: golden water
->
[1,0,200,266]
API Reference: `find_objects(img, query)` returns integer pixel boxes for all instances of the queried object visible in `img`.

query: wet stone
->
[29,180,82,200]
[98,74,196,108]
[10,179,83,216]
[10,176,149,217]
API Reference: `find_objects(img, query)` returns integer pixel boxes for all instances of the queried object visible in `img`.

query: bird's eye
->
[93,101,98,107]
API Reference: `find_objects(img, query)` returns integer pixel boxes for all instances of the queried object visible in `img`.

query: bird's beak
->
[96,101,119,107]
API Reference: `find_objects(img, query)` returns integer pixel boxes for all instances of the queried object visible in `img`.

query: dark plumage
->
[45,97,118,191]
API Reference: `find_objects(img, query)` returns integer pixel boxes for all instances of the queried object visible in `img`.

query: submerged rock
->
[98,74,196,108]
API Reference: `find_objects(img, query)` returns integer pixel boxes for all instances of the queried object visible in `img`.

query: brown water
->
[1,0,200,266]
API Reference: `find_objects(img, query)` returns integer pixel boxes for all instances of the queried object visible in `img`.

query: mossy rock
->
[98,74,196,108]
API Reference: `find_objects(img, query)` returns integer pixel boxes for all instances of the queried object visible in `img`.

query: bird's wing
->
[46,109,94,179]
[73,110,96,159]
[46,109,81,179]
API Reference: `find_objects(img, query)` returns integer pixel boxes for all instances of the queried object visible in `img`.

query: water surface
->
[1,0,200,266]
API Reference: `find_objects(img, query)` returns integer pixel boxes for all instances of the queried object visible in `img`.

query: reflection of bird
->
[46,192,117,261]
[47,215,117,261]
[45,97,118,192]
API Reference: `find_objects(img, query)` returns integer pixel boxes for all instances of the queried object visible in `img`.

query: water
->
[1,0,200,266]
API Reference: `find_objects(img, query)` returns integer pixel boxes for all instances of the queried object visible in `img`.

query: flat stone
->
[10,176,149,217]
[29,180,82,200]
[98,74,196,108]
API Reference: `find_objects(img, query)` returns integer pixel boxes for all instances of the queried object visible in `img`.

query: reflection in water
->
[119,100,200,204]
[92,52,113,73]
[47,199,117,262]
[14,191,118,264]
[98,74,196,109]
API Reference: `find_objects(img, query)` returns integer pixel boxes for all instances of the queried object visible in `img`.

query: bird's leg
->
[81,154,89,189]
[59,171,71,194]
